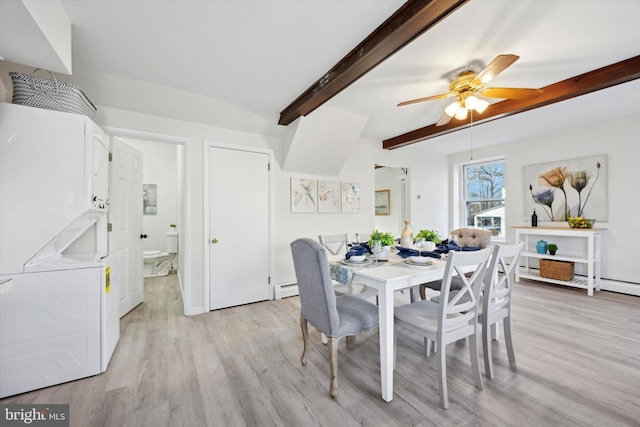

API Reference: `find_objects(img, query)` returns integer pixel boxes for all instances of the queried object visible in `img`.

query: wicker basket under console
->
[539,259,575,281]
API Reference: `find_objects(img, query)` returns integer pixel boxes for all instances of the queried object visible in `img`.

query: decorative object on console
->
[525,155,607,223]
[536,240,548,254]
[547,243,558,255]
[539,259,574,281]
[568,217,596,229]
[531,209,538,227]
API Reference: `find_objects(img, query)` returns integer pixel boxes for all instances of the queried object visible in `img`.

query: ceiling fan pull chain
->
[469,110,474,160]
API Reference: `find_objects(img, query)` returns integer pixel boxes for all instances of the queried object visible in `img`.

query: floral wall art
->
[524,154,608,222]
[291,178,316,213]
[341,182,361,213]
[317,180,340,213]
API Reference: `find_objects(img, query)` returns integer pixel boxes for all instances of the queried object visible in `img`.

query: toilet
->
[143,231,178,277]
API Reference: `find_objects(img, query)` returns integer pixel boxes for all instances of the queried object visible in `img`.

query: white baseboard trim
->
[273,282,298,300]
[600,279,640,296]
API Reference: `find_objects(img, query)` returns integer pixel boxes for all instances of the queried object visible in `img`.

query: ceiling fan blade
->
[397,93,450,107]
[435,111,452,126]
[480,87,543,100]
[472,54,520,86]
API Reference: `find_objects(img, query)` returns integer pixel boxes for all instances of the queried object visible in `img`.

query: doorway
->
[106,128,188,315]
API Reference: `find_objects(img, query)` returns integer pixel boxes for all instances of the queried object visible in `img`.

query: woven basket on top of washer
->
[10,69,97,119]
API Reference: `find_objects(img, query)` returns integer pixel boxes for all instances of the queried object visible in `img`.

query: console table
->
[513,226,605,296]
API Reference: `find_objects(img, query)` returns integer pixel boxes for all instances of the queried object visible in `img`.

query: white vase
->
[424,241,436,252]
[376,246,391,261]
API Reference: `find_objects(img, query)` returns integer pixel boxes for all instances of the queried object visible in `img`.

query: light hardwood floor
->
[2,274,639,427]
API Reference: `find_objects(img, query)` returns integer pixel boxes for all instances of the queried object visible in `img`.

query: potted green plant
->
[415,229,441,251]
[369,229,395,260]
[368,229,395,246]
[547,243,558,255]
[415,229,442,244]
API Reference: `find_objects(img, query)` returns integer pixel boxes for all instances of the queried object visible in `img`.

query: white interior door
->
[110,138,144,317]
[209,147,270,310]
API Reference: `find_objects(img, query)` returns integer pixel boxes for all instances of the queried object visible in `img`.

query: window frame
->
[460,157,506,240]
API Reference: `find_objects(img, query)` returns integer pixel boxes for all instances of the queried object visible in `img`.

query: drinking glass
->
[371,240,383,266]
[415,237,426,250]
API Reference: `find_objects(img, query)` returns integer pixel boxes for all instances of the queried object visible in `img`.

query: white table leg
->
[379,285,394,402]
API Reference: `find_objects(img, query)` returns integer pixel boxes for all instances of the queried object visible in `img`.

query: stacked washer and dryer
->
[0,103,120,398]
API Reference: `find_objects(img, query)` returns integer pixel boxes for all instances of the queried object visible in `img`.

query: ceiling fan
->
[398,54,543,126]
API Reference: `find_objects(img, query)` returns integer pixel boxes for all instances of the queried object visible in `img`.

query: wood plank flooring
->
[2,274,639,427]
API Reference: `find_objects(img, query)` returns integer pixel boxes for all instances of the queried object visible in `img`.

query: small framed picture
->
[341,182,360,213]
[291,178,316,213]
[375,189,390,216]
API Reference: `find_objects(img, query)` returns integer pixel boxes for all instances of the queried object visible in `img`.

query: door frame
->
[105,126,190,312]
[203,141,274,312]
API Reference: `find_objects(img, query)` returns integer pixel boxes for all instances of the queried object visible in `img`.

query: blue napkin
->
[461,246,480,251]
[395,246,442,259]
[435,242,459,253]
[345,244,371,259]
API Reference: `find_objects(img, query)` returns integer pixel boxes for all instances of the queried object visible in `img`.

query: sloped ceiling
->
[4,1,639,162]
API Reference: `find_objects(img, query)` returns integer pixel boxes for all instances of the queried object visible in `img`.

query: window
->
[463,159,505,238]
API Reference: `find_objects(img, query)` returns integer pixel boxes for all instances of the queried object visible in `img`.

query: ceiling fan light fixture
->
[474,98,489,114]
[455,107,468,120]
[465,95,479,110]
[445,100,461,117]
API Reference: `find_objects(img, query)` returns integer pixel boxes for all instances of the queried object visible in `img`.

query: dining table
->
[330,251,453,403]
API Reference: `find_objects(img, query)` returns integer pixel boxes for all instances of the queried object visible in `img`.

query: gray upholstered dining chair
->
[394,248,491,409]
[290,238,379,399]
[419,227,492,300]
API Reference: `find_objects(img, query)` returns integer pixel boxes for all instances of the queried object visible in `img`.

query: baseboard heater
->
[273,282,298,300]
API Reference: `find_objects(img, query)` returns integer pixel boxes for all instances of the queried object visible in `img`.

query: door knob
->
[140,234,148,239]
[211,238,219,244]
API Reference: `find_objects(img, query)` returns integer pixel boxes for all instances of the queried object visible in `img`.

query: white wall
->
[90,105,450,313]
[449,113,640,287]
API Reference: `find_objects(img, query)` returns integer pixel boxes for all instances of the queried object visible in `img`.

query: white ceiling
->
[58,0,640,154]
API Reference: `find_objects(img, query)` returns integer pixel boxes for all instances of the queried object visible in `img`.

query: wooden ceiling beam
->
[277,0,469,126]
[383,55,640,150]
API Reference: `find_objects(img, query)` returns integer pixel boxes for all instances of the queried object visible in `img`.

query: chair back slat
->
[439,248,492,335]
[483,243,523,317]
[318,233,350,256]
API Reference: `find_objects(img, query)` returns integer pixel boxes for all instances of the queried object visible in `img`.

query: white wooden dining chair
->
[318,234,377,301]
[355,232,370,244]
[419,227,493,300]
[394,248,492,409]
[481,242,523,379]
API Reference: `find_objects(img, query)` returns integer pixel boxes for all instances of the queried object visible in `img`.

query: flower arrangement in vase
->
[369,229,395,260]
[415,229,442,251]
